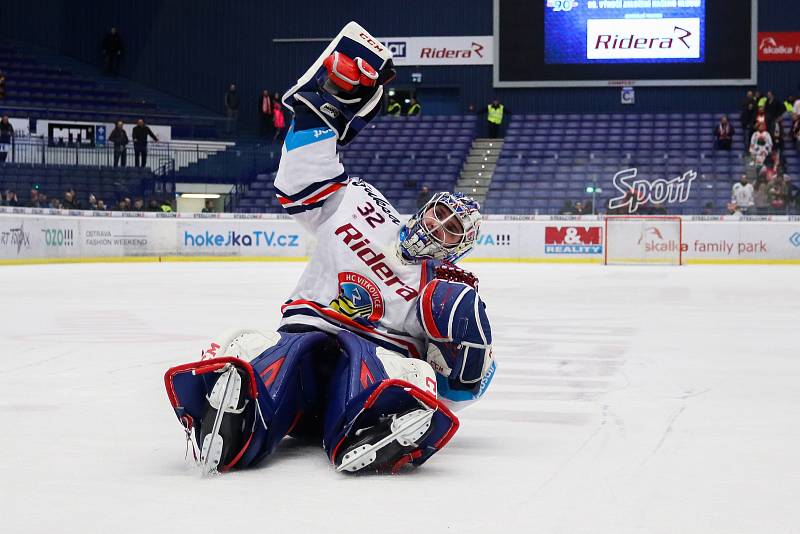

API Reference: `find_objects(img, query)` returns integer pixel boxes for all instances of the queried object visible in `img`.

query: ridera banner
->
[758,32,800,62]
[378,36,492,66]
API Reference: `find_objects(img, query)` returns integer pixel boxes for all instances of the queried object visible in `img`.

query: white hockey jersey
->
[274,124,437,358]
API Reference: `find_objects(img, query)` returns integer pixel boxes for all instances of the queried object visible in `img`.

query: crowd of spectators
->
[386,96,422,117]
[0,186,174,213]
[727,89,798,215]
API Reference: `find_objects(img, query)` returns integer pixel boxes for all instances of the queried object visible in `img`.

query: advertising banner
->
[36,120,173,145]
[9,118,30,137]
[177,220,307,257]
[1,212,798,264]
[379,36,492,66]
[757,32,800,62]
[0,214,306,260]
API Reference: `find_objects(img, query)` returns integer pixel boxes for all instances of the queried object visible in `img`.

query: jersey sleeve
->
[274,121,349,233]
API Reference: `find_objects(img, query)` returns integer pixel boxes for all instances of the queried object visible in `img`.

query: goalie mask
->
[398,192,482,264]
[417,280,493,386]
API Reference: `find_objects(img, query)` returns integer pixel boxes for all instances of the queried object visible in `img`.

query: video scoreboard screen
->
[495,0,756,87]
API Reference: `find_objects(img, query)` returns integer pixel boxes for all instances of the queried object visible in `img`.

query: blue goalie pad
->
[322,331,459,472]
[164,330,335,470]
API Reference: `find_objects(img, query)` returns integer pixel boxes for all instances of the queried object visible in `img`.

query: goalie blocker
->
[164,329,458,475]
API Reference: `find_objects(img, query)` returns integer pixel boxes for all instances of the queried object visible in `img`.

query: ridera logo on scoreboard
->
[587,18,701,61]
[544,226,603,254]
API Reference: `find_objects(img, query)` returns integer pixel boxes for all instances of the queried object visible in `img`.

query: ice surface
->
[1,262,798,533]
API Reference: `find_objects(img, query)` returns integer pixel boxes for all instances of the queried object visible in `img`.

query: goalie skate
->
[335,408,435,473]
[198,364,253,476]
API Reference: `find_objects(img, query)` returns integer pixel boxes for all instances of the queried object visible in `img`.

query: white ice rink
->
[1,262,798,534]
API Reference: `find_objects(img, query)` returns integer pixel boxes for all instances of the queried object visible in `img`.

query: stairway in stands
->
[454,138,504,207]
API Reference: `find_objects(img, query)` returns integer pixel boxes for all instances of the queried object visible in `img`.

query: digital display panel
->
[495,0,755,87]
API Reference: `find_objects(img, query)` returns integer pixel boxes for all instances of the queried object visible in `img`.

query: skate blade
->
[200,433,224,476]
[199,366,243,476]
[336,409,434,473]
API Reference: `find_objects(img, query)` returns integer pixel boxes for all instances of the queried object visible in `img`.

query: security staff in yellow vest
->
[486,99,505,138]
[406,97,421,116]
[387,97,402,116]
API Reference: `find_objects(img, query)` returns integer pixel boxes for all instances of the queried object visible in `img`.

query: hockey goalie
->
[163,22,496,475]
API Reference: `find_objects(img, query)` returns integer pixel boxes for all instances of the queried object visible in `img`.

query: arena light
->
[181,193,221,199]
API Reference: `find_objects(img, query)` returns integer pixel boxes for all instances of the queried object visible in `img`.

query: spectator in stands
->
[132,198,145,212]
[740,90,757,152]
[560,200,591,215]
[783,95,795,116]
[749,122,773,172]
[752,179,769,215]
[132,119,159,167]
[481,99,508,138]
[792,106,800,152]
[416,184,431,209]
[225,84,240,135]
[763,91,785,127]
[648,201,667,215]
[102,27,124,77]
[771,119,786,169]
[116,197,131,211]
[27,189,41,208]
[725,202,742,216]
[2,190,19,207]
[159,198,174,212]
[768,175,788,213]
[258,90,274,139]
[148,199,161,212]
[272,95,286,142]
[406,97,421,117]
[754,106,767,132]
[731,175,754,215]
[87,194,99,210]
[38,192,48,207]
[62,189,81,210]
[0,71,5,100]
[713,115,735,150]
[0,115,14,163]
[97,199,107,210]
[759,152,782,184]
[202,199,215,213]
[109,121,129,167]
[702,201,715,215]
[386,97,401,116]
[49,198,62,210]
[573,201,591,215]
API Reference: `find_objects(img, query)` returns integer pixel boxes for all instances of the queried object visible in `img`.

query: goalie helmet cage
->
[603,215,684,266]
